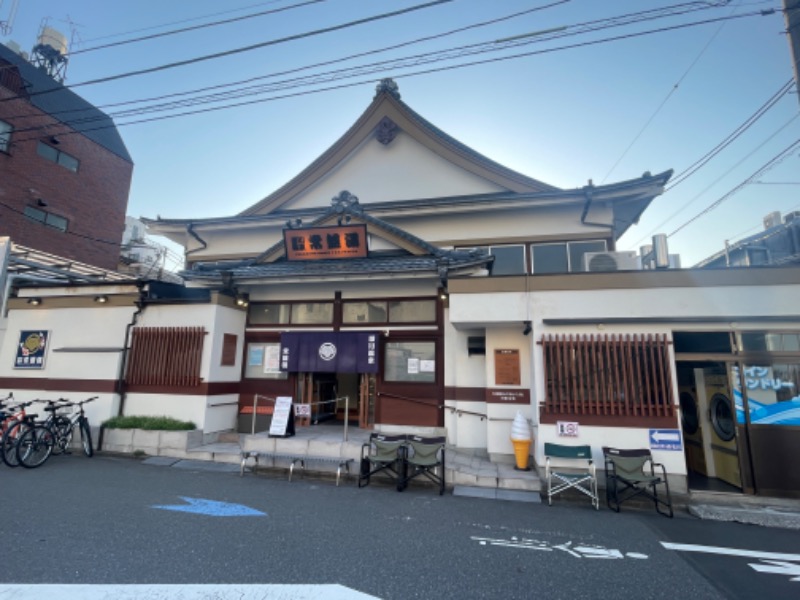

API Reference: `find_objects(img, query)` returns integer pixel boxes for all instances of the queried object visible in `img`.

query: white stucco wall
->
[285,133,506,210]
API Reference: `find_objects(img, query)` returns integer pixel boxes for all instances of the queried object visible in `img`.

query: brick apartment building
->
[0,42,133,270]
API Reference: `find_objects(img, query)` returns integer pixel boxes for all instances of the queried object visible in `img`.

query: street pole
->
[785,0,800,105]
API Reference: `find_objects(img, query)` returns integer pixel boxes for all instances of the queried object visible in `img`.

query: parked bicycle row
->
[0,393,96,469]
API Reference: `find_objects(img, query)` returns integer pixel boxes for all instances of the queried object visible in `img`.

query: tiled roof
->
[0,43,132,163]
[184,250,491,283]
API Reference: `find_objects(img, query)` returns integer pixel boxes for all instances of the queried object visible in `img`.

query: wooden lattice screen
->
[541,333,674,418]
[126,327,205,387]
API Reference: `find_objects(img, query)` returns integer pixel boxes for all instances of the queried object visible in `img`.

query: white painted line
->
[0,584,380,599]
[661,542,800,562]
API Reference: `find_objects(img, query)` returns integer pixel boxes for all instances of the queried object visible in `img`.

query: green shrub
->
[102,415,196,431]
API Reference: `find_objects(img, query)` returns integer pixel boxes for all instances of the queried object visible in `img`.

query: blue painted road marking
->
[152,497,266,517]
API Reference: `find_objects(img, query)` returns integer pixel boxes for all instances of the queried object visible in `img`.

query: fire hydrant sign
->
[269,396,295,438]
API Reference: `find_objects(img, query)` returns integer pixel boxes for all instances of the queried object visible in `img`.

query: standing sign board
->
[269,396,296,438]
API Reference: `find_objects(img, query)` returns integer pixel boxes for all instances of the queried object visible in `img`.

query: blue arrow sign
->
[649,429,682,450]
[152,497,266,517]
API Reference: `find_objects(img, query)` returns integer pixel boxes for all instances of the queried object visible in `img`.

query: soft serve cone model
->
[510,411,532,471]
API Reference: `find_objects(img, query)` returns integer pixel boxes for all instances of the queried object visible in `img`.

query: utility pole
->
[786,0,800,105]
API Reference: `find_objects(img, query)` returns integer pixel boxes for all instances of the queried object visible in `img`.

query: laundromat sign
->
[284,224,368,261]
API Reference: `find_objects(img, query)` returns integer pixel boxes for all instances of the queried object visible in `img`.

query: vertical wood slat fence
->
[541,333,674,418]
[126,327,206,387]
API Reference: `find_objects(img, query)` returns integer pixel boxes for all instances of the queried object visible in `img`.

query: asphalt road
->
[1,454,798,599]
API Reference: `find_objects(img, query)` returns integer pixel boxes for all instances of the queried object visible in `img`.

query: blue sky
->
[2,0,798,269]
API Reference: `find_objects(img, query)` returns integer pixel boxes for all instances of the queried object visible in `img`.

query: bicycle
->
[0,400,38,467]
[51,396,96,457]
[16,397,97,468]
[1,399,37,467]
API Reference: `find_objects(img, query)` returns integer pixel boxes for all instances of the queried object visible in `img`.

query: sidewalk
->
[145,424,800,530]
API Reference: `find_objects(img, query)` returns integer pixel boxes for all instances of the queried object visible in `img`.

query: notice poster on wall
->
[264,344,282,374]
[407,358,420,374]
[495,349,521,386]
[248,345,265,367]
[269,396,295,438]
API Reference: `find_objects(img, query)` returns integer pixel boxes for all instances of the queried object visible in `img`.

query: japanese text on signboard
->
[284,225,367,261]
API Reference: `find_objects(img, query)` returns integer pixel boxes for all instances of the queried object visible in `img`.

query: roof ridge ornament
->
[375,78,400,100]
[375,116,399,145]
[331,191,363,215]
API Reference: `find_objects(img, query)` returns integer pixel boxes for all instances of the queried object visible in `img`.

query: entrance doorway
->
[295,372,375,429]
[678,362,743,493]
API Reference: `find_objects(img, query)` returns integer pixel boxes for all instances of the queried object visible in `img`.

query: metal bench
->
[240,451,354,486]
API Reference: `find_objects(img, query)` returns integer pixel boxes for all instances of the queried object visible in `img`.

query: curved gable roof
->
[240,80,558,216]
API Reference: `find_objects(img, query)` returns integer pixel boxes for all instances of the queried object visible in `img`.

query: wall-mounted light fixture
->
[50,136,60,145]
[37,198,48,207]
[522,320,532,336]
[236,294,249,308]
[27,297,42,306]
[94,295,109,303]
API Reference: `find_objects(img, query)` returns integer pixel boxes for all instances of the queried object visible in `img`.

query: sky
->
[1,0,798,270]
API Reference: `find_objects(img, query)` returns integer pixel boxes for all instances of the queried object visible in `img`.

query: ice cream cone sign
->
[510,411,532,471]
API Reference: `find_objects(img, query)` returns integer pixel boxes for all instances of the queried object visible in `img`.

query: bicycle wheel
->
[79,418,93,457]
[17,425,54,468]
[2,421,32,467]
[51,415,73,455]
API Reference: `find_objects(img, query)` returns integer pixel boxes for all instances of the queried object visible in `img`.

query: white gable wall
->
[282,133,508,211]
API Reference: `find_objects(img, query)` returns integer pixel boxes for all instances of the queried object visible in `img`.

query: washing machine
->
[703,370,741,488]
[679,384,707,475]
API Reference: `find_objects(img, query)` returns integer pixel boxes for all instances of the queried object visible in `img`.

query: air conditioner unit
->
[583,251,640,272]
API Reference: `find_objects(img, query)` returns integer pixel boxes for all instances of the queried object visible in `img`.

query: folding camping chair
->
[358,433,406,489]
[603,447,673,518]
[544,443,599,509]
[397,435,446,495]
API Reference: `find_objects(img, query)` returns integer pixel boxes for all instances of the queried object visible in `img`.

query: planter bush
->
[102,415,196,431]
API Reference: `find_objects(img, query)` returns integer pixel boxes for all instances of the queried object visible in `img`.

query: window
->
[37,141,79,172]
[531,240,607,273]
[739,332,800,353]
[247,302,333,325]
[292,302,333,324]
[126,327,205,387]
[388,299,436,323]
[541,333,674,419]
[489,245,526,275]
[384,341,436,383]
[244,342,287,380]
[343,301,387,324]
[24,205,68,232]
[0,120,11,152]
[249,303,290,325]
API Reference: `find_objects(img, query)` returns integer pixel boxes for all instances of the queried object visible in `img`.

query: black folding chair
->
[358,433,406,489]
[603,447,673,518]
[397,435,446,495]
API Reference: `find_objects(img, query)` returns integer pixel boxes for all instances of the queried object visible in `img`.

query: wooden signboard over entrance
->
[284,224,368,261]
[269,396,296,438]
[494,349,521,386]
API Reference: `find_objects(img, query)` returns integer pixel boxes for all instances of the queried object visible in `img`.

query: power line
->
[7,5,767,144]
[77,0,293,45]
[599,0,740,184]
[24,0,454,96]
[628,80,796,247]
[70,0,327,55]
[668,136,800,237]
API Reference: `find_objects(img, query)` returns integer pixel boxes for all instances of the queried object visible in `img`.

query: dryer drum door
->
[710,393,735,442]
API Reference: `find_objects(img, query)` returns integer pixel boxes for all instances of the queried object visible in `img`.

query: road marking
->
[0,584,378,599]
[662,542,800,582]
[151,496,266,517]
[660,542,800,562]
[473,536,648,559]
